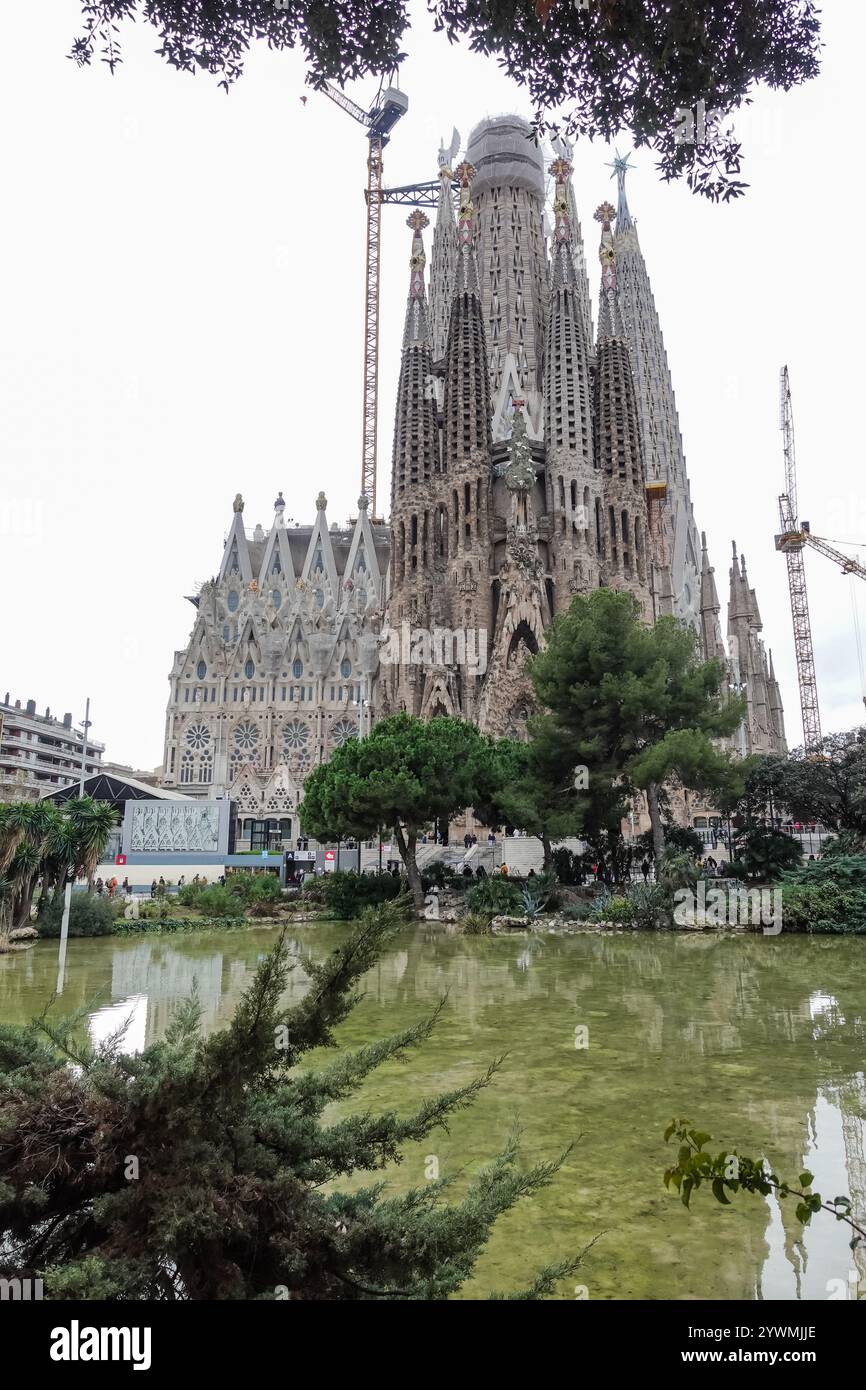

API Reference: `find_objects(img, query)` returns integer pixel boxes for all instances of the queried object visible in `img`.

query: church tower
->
[440,159,495,705]
[611,155,702,629]
[466,116,548,442]
[544,154,602,609]
[593,201,652,623]
[727,542,787,756]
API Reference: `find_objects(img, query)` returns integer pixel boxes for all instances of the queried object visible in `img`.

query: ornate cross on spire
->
[407,210,429,297]
[454,160,476,249]
[594,201,616,232]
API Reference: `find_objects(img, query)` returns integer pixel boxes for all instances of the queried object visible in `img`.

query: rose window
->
[331,719,357,747]
[233,721,259,751]
[283,721,310,750]
[185,722,211,751]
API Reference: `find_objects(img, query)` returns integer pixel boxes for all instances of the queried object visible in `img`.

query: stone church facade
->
[161,116,785,834]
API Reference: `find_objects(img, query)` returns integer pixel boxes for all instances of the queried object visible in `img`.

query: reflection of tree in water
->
[3,927,864,1300]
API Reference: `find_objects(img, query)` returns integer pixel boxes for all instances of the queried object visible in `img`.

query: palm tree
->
[0,797,117,947]
[0,801,38,877]
[67,798,117,882]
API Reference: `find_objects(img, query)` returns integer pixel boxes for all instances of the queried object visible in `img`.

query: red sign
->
[115,853,127,865]
[324,850,336,862]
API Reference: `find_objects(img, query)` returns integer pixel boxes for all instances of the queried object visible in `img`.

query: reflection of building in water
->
[110,942,226,1047]
[838,1076,866,1291]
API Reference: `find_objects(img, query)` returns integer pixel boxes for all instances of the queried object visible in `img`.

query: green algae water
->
[2,925,865,1301]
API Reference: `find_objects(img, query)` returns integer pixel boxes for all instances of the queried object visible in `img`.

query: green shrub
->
[195,885,240,919]
[656,850,699,893]
[780,856,866,933]
[737,826,802,880]
[39,893,115,938]
[423,862,457,889]
[318,870,402,920]
[177,883,204,908]
[138,898,178,921]
[589,894,636,925]
[466,877,521,915]
[460,912,492,935]
[785,854,866,887]
[561,900,593,922]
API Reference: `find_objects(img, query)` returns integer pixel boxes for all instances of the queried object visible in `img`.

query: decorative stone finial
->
[274,491,285,513]
[316,490,327,512]
[407,209,429,234]
[594,201,616,231]
[358,494,369,512]
[233,493,244,514]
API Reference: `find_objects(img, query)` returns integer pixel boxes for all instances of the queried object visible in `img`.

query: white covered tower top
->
[466,115,545,199]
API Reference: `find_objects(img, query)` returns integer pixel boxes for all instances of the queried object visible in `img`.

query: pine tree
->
[529,589,744,861]
[0,902,586,1300]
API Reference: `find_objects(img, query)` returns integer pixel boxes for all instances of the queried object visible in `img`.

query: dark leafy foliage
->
[662,1120,865,1248]
[70,1,821,199]
[780,855,866,934]
[313,869,403,919]
[38,893,116,939]
[466,877,522,915]
[0,900,588,1299]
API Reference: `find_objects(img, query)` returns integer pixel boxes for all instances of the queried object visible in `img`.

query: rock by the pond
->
[490,915,532,933]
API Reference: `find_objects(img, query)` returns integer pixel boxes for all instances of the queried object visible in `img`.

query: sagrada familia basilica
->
[160,116,786,837]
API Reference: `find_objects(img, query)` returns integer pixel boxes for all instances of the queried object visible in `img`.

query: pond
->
[2,925,865,1301]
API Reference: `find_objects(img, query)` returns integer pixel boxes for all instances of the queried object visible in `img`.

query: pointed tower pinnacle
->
[593,201,651,619]
[403,209,431,348]
[430,138,458,364]
[594,202,627,340]
[607,149,635,235]
[392,212,439,503]
[454,161,480,295]
[443,160,491,469]
[699,530,726,662]
[544,154,599,607]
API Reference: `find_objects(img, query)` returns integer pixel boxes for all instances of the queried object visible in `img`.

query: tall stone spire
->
[387,211,451,719]
[466,116,548,440]
[593,201,652,622]
[429,135,458,365]
[610,152,702,631]
[391,211,438,505]
[443,161,492,468]
[699,531,726,662]
[544,154,600,608]
[553,136,595,359]
[727,541,786,756]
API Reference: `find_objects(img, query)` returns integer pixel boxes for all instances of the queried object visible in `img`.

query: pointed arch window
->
[244,658,256,679]
[196,659,207,681]
[227,590,240,613]
[271,550,282,574]
[272,589,282,609]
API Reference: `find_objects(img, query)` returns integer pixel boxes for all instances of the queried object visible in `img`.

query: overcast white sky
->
[2,1,864,769]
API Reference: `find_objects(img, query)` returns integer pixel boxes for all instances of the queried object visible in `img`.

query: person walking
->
[122,877,130,897]
[641,859,650,883]
[150,879,157,899]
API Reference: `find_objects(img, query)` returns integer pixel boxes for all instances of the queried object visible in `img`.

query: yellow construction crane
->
[319,77,409,520]
[774,365,866,750]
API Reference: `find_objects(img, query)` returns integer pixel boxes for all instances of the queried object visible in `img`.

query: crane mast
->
[775,366,822,752]
[319,80,409,519]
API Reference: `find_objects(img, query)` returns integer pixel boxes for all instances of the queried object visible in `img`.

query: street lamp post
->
[57,697,91,996]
